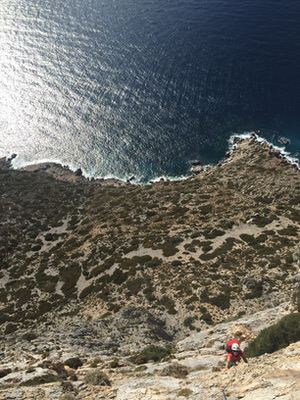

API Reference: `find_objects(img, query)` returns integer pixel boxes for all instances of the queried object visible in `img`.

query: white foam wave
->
[228,131,300,169]
[7,131,299,185]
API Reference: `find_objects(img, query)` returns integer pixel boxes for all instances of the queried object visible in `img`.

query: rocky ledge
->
[0,303,299,399]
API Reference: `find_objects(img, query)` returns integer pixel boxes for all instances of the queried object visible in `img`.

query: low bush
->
[131,345,171,364]
[84,369,111,386]
[64,357,83,370]
[183,316,196,328]
[209,288,231,310]
[158,295,177,314]
[160,363,188,378]
[246,313,300,357]
[177,388,193,397]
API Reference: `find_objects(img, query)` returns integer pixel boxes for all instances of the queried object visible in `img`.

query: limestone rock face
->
[20,368,59,386]
[0,303,299,399]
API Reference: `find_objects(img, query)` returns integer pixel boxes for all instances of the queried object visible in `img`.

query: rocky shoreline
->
[2,133,298,186]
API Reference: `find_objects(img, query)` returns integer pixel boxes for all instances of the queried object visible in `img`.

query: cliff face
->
[0,137,300,399]
[0,302,299,400]
[0,137,299,342]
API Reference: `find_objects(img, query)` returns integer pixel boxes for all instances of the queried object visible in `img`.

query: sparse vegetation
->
[84,369,111,386]
[0,138,299,338]
[131,345,172,364]
[246,313,300,357]
[160,363,189,378]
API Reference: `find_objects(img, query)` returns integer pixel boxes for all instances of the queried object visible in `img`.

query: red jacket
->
[227,351,245,363]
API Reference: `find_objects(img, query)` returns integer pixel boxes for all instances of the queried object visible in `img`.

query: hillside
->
[0,303,299,399]
[0,135,300,399]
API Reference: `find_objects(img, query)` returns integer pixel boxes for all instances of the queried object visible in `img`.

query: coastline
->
[1,132,299,186]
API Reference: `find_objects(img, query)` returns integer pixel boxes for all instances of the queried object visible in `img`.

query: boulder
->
[20,368,59,386]
[75,168,83,177]
[0,368,12,378]
[64,357,83,370]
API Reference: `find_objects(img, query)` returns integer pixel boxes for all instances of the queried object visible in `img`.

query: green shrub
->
[183,316,196,328]
[84,369,111,386]
[158,295,177,314]
[246,313,300,357]
[277,225,298,236]
[244,280,263,299]
[160,363,188,378]
[124,277,144,296]
[177,388,193,397]
[131,345,171,364]
[200,311,213,324]
[240,234,256,244]
[59,394,76,400]
[171,260,182,267]
[111,269,128,284]
[209,289,231,310]
[203,228,225,239]
[161,237,181,257]
[145,257,162,268]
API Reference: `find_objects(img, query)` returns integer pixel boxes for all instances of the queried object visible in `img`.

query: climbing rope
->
[222,388,228,400]
[221,364,237,400]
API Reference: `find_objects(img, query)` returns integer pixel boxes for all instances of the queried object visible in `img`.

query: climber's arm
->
[241,352,248,363]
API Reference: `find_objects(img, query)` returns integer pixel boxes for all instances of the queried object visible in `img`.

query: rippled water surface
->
[1,0,300,180]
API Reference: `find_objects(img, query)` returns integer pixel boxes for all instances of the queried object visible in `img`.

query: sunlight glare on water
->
[0,0,300,181]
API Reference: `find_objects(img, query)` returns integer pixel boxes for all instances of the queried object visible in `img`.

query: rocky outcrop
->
[0,304,298,399]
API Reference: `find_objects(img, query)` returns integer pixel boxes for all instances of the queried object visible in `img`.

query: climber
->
[225,339,248,369]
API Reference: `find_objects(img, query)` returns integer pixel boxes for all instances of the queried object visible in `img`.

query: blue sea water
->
[0,0,300,181]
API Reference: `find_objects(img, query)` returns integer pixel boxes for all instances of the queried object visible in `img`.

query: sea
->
[0,0,300,182]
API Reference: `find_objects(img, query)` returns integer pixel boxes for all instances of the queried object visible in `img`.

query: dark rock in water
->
[190,160,202,166]
[233,137,242,144]
[191,164,204,174]
[0,155,15,170]
[75,168,83,177]
[127,175,135,182]
[277,137,290,145]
